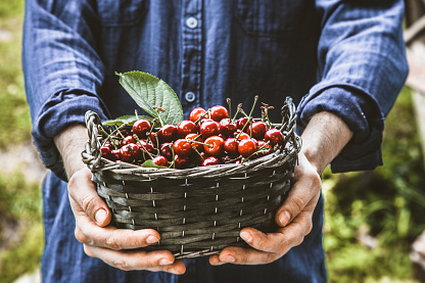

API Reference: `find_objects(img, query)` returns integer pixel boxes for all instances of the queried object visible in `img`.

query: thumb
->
[68,167,112,227]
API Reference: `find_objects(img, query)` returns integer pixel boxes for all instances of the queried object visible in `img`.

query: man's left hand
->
[209,152,321,265]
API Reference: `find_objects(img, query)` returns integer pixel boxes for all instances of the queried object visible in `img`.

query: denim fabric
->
[23,0,407,282]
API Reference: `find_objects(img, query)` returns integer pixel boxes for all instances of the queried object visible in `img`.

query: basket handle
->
[280,97,302,154]
[81,110,103,172]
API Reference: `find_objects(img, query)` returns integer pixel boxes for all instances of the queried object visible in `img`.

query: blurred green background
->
[0,1,424,282]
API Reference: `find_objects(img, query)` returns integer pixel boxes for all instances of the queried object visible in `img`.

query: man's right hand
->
[68,167,186,274]
[55,124,186,274]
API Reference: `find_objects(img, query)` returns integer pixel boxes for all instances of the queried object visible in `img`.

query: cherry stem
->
[232,104,243,122]
[169,144,175,168]
[192,147,204,160]
[248,95,259,118]
[186,138,213,148]
[226,98,232,119]
[133,135,156,160]
[153,107,165,127]
[135,109,139,120]
[194,110,210,124]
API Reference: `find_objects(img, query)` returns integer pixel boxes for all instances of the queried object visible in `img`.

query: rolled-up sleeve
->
[23,0,108,180]
[297,0,408,172]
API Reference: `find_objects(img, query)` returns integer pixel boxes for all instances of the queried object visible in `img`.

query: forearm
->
[301,111,353,174]
[54,124,88,179]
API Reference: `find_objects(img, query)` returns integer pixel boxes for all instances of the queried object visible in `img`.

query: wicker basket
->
[82,97,301,259]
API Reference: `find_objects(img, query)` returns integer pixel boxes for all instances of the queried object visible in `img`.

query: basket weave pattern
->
[82,98,301,259]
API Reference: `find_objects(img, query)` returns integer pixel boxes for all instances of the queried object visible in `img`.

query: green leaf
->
[116,71,184,125]
[140,159,167,168]
[102,115,153,126]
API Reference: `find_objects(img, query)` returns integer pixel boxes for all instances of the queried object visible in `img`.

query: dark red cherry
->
[224,138,239,156]
[190,107,207,123]
[158,125,178,142]
[119,143,141,162]
[160,143,173,161]
[209,105,229,122]
[251,121,269,140]
[132,119,151,138]
[219,118,237,137]
[200,120,220,138]
[264,129,284,146]
[186,133,203,151]
[177,120,198,137]
[121,135,137,146]
[173,139,193,156]
[153,155,168,167]
[236,117,250,131]
[204,136,224,156]
[238,139,257,157]
[174,155,190,169]
[202,156,220,166]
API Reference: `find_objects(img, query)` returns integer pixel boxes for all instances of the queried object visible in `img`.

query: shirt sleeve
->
[23,0,109,180]
[297,0,409,173]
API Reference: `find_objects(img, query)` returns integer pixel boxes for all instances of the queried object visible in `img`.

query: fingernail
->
[223,255,235,263]
[95,209,107,224]
[147,235,159,244]
[240,231,252,243]
[159,258,173,266]
[279,211,291,226]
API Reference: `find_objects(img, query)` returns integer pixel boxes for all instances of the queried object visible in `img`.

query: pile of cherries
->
[100,102,285,168]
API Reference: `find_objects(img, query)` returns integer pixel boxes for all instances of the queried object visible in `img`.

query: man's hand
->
[210,111,353,265]
[55,124,186,274]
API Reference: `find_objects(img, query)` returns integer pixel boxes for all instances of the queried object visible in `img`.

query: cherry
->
[110,149,121,161]
[132,119,151,138]
[204,136,224,156]
[236,131,250,141]
[200,120,220,138]
[219,118,237,137]
[177,120,198,137]
[236,117,250,130]
[119,143,141,162]
[138,139,156,154]
[224,138,239,156]
[257,140,273,154]
[251,121,268,140]
[174,155,190,169]
[264,129,284,146]
[121,135,137,146]
[190,107,207,123]
[153,155,168,167]
[173,139,193,156]
[185,133,203,151]
[100,145,113,158]
[160,143,173,161]
[238,139,257,157]
[209,105,229,122]
[202,156,220,166]
[158,124,178,142]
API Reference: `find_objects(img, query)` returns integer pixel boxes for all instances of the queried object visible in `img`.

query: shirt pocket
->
[234,0,302,39]
[96,0,147,27]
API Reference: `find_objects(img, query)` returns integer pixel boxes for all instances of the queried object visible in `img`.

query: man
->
[23,0,408,282]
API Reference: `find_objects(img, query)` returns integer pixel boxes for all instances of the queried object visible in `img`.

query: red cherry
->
[160,143,173,161]
[100,145,112,158]
[200,120,220,138]
[224,138,239,156]
[238,139,257,157]
[138,139,156,153]
[236,117,250,130]
[190,107,207,123]
[186,133,203,151]
[121,135,137,146]
[177,120,198,137]
[110,149,121,161]
[251,121,269,140]
[257,140,273,156]
[119,143,141,162]
[202,156,220,166]
[132,119,151,138]
[153,155,168,167]
[219,118,237,137]
[236,131,250,141]
[204,136,224,156]
[174,155,190,169]
[173,139,193,156]
[158,125,178,142]
[264,129,284,146]
[209,105,229,122]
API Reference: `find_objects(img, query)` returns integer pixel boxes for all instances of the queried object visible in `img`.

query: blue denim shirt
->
[23,0,407,282]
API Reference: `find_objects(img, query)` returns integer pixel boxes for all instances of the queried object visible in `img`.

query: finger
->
[84,245,186,274]
[213,246,275,265]
[275,155,321,227]
[75,217,161,250]
[68,168,111,227]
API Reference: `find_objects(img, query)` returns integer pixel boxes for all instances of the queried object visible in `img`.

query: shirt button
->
[185,17,198,29]
[185,91,196,103]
